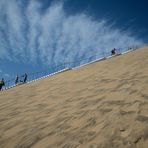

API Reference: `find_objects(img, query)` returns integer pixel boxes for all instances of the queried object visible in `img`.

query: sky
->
[0,0,148,80]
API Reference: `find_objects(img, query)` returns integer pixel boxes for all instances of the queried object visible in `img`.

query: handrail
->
[1,45,142,91]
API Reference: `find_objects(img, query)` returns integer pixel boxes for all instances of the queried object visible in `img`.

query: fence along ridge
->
[2,45,142,91]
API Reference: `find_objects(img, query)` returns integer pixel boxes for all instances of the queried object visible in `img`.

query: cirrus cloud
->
[0,0,144,66]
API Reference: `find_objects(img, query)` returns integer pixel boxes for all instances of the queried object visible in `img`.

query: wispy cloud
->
[0,69,10,78]
[4,73,10,78]
[0,0,144,66]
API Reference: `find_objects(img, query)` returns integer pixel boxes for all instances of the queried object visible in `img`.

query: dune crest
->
[0,47,148,148]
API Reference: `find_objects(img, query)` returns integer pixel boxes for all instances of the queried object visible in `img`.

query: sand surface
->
[0,47,148,148]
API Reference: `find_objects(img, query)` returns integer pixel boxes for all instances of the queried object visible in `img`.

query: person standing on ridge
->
[0,78,5,91]
[15,74,19,85]
[111,48,116,55]
[23,73,28,83]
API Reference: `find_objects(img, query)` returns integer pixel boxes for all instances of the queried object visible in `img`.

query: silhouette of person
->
[24,73,27,83]
[111,48,116,55]
[0,78,5,91]
[15,74,19,84]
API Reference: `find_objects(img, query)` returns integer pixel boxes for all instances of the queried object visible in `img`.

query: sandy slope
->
[0,47,148,148]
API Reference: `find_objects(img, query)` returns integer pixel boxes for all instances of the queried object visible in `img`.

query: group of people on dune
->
[0,48,117,91]
[15,73,28,85]
[0,73,28,91]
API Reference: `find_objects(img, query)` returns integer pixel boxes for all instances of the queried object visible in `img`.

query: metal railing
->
[1,45,141,91]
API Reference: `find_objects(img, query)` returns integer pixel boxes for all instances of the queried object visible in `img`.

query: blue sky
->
[0,0,147,80]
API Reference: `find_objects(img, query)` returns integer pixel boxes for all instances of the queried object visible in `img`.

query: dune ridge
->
[0,47,148,148]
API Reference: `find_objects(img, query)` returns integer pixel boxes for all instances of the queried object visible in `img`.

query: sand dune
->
[0,47,148,148]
